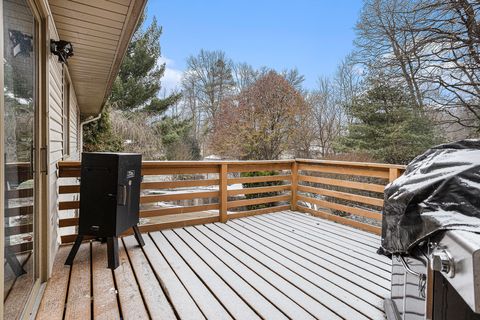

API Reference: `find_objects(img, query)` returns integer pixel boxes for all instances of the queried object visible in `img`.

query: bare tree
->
[355,0,426,109]
[181,50,235,130]
[232,62,259,93]
[354,0,480,132]
[308,78,344,157]
[411,0,480,129]
[334,54,364,125]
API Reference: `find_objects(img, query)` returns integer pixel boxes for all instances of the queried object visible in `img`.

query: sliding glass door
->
[3,0,38,318]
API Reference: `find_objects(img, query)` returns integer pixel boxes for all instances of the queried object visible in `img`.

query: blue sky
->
[146,0,363,94]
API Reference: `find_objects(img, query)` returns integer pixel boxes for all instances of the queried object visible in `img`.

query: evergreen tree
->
[109,14,181,112]
[336,81,438,164]
[83,13,185,154]
[158,117,201,160]
[83,107,123,152]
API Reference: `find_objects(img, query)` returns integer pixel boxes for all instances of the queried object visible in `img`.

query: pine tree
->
[83,13,184,154]
[336,81,438,164]
[109,14,181,112]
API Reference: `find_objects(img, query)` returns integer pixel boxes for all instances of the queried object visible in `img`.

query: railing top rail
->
[58,159,296,167]
[295,158,406,170]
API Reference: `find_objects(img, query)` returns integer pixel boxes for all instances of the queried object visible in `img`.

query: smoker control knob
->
[431,249,454,278]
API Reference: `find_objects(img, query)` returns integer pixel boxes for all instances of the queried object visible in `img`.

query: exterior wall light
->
[50,40,73,63]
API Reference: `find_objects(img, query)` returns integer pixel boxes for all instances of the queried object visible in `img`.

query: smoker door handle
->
[118,185,127,206]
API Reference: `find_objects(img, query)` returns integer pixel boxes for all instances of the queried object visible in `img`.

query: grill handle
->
[398,255,427,298]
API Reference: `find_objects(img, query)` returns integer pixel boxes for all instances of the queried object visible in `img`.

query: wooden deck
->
[36,211,391,320]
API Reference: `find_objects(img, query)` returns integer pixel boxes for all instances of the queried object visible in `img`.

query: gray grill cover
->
[381,140,480,254]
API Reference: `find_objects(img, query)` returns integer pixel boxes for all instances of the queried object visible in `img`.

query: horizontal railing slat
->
[228,175,292,185]
[297,175,385,193]
[140,204,220,218]
[297,195,382,221]
[227,194,290,209]
[228,204,291,219]
[227,185,291,196]
[140,191,219,204]
[298,163,390,179]
[227,163,292,173]
[298,205,381,235]
[59,185,80,194]
[297,185,384,207]
[141,179,219,190]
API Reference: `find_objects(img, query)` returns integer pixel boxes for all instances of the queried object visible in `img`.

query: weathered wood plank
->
[140,204,219,218]
[228,175,292,185]
[246,216,391,282]
[142,166,219,175]
[140,191,219,204]
[227,184,291,196]
[141,235,205,320]
[298,205,382,235]
[91,242,120,320]
[298,174,385,193]
[36,247,70,320]
[298,185,384,207]
[213,223,384,318]
[141,179,219,189]
[150,231,232,319]
[233,217,388,292]
[227,163,291,173]
[298,163,390,179]
[64,243,91,320]
[113,240,149,319]
[223,221,387,317]
[196,225,319,319]
[271,213,390,268]
[162,229,259,319]
[59,200,80,210]
[123,236,176,320]
[281,211,381,242]
[297,194,382,220]
[228,204,290,219]
[219,164,228,222]
[227,194,290,209]
[59,185,80,194]
[175,228,288,320]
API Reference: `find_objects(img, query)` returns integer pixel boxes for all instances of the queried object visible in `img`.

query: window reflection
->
[3,0,36,318]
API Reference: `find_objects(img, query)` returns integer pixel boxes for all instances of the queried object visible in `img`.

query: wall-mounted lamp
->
[50,40,73,63]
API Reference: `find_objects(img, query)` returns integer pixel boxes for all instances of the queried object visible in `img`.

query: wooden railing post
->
[290,161,298,211]
[389,167,400,183]
[219,163,228,223]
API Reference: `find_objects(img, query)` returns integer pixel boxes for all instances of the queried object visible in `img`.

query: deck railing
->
[56,159,405,243]
[4,162,34,254]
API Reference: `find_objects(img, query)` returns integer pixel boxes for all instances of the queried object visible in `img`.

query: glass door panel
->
[3,0,37,318]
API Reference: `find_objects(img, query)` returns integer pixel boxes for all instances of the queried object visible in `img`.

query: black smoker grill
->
[65,152,145,269]
[380,140,480,320]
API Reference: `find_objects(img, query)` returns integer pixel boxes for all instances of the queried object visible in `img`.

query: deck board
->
[36,211,391,320]
[91,241,120,320]
[123,236,176,320]
[64,243,91,320]
[114,240,150,319]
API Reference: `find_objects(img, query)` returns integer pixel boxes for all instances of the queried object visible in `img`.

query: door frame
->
[0,0,50,318]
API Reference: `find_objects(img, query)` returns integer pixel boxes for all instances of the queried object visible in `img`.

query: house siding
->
[47,17,81,273]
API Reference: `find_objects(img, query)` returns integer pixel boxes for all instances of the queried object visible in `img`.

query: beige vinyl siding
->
[47,17,81,273]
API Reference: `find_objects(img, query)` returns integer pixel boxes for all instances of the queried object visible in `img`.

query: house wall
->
[47,16,81,273]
